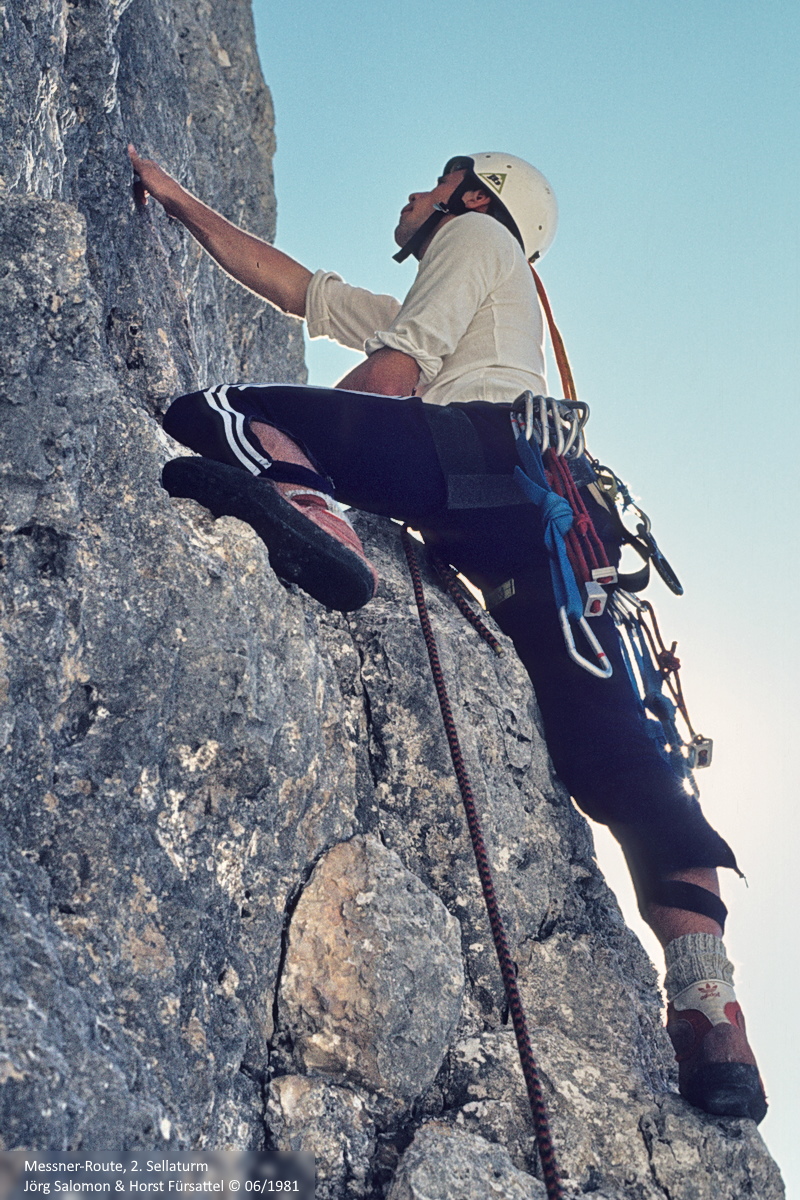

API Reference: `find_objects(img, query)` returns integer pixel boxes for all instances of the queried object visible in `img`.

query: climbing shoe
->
[666,981,767,1123]
[162,456,378,612]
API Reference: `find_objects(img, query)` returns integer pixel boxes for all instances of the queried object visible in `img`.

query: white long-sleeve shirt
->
[304,212,548,405]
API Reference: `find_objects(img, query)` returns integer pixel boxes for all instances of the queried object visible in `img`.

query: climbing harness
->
[401,527,564,1200]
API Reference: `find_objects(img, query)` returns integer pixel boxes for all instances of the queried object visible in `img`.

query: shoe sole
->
[162,457,375,612]
[684,1062,768,1124]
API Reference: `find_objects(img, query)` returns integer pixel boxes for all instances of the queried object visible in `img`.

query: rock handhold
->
[386,1123,546,1199]
[278,835,464,1106]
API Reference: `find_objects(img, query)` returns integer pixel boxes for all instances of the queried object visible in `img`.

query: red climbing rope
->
[401,527,564,1200]
[544,447,611,586]
[428,552,505,657]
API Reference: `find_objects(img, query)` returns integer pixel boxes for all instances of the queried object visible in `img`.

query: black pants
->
[164,384,738,907]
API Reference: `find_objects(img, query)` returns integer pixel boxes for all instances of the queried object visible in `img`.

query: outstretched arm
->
[128,144,312,317]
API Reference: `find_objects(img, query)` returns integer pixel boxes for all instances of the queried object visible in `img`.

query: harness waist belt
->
[447,474,529,510]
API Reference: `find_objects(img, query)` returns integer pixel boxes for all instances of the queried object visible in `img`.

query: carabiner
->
[637,527,684,596]
[510,390,535,443]
[538,394,550,452]
[523,392,535,442]
[511,393,590,460]
[561,409,579,456]
[559,400,590,458]
[558,607,614,679]
[554,402,567,456]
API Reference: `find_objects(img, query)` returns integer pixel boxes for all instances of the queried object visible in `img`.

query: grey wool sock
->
[663,933,735,1002]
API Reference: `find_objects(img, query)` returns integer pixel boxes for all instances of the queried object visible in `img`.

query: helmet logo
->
[478,171,507,194]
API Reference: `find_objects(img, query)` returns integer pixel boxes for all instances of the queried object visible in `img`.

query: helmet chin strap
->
[392,177,473,263]
[392,209,446,263]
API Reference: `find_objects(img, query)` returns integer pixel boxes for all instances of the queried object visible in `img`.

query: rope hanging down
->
[428,553,505,657]
[401,527,564,1200]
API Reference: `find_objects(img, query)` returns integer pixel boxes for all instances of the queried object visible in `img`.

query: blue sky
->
[252,0,799,1185]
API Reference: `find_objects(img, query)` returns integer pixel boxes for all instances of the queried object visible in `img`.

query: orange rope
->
[531,267,577,403]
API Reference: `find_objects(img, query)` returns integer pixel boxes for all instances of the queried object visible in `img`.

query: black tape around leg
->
[649,881,728,930]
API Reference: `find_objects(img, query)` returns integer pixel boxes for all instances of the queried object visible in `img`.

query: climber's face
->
[393,169,467,249]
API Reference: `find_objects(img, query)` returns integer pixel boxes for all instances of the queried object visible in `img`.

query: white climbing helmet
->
[446,152,558,262]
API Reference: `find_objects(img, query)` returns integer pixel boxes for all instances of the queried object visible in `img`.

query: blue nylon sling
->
[511,427,584,622]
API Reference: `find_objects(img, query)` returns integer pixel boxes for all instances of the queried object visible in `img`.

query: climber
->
[128,143,767,1123]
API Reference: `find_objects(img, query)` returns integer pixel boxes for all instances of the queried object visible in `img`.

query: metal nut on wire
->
[591,565,617,586]
[583,580,607,618]
[686,736,713,769]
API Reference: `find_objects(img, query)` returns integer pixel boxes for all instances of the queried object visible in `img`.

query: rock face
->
[386,1124,547,1200]
[0,1,785,1197]
[277,836,464,1108]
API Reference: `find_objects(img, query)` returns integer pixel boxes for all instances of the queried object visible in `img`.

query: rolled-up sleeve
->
[364,215,513,382]
[305,270,402,352]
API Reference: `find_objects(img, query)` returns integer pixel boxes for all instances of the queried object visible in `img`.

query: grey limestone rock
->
[276,835,464,1108]
[0,0,786,1196]
[266,1075,375,1200]
[0,187,354,1150]
[385,1123,546,1200]
[641,1099,786,1199]
[0,0,305,401]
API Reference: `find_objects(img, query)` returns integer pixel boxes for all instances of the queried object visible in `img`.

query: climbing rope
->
[527,272,618,630]
[544,446,611,590]
[531,268,577,403]
[428,552,505,656]
[401,526,564,1200]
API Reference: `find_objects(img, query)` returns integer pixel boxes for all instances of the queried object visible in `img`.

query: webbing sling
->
[511,424,613,679]
[512,429,579,614]
[614,599,698,792]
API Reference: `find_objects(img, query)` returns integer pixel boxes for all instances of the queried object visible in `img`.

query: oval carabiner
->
[551,400,566,456]
[651,546,684,596]
[561,407,579,456]
[523,391,535,443]
[538,395,550,452]
[558,607,614,679]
